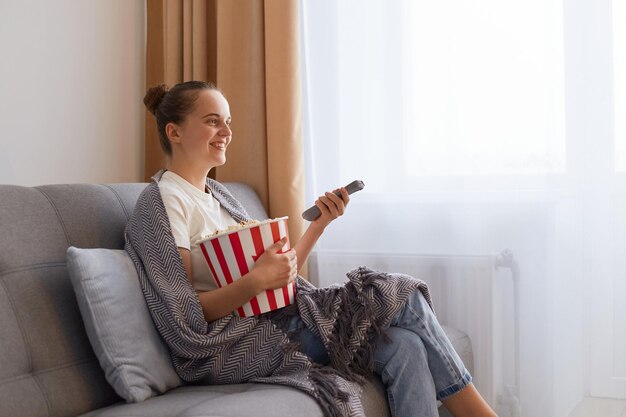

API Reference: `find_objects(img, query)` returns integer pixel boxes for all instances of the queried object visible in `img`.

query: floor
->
[438,396,626,417]
[568,397,626,417]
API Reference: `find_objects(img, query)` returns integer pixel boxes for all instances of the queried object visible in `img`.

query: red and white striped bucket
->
[198,217,296,317]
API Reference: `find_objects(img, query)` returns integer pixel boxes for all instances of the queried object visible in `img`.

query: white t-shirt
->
[158,170,239,292]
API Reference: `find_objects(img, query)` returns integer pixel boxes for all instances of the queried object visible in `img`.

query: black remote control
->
[302,180,365,221]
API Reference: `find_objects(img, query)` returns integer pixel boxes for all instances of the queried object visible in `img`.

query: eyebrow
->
[202,113,231,120]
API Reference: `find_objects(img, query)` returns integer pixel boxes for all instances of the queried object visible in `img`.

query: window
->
[615,0,626,171]
[319,0,566,193]
[400,1,565,177]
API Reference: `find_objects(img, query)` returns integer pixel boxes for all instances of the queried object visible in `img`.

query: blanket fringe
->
[308,365,351,417]
[322,278,392,384]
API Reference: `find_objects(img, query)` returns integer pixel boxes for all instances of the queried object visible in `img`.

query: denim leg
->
[287,314,330,365]
[287,289,471,415]
[374,291,472,417]
[373,327,440,417]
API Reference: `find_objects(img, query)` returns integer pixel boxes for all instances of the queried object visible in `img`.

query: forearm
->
[197,272,261,322]
[293,222,325,273]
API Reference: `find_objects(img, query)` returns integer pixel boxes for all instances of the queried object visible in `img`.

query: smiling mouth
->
[210,143,226,150]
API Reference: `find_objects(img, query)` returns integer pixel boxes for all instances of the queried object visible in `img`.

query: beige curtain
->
[145,0,307,274]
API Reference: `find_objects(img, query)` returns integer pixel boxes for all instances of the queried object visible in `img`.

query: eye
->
[226,119,232,126]
[207,118,218,126]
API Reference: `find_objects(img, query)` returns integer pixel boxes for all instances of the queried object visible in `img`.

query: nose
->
[219,123,232,136]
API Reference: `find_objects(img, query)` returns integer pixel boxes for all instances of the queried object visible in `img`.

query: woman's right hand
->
[250,237,297,292]
[196,237,297,322]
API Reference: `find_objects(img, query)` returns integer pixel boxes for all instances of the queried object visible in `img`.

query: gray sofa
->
[0,181,473,417]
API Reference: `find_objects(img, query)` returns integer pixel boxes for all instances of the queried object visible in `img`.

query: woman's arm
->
[293,187,350,273]
[178,237,297,322]
[293,223,324,272]
[177,185,348,320]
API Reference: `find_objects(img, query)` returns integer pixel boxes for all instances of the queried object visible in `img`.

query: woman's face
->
[169,89,232,169]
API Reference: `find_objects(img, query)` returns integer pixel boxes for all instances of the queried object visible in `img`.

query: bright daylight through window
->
[335,0,566,185]
[615,0,626,172]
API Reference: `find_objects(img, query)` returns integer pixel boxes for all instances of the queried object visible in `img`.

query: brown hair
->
[143,81,220,156]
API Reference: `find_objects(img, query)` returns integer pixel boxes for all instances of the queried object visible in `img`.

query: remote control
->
[302,180,365,221]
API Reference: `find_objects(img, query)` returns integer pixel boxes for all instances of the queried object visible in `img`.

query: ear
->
[165,122,182,144]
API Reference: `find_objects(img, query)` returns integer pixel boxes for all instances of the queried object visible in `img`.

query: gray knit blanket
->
[124,176,433,417]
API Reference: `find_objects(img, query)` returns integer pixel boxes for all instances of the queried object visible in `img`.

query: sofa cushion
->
[66,247,183,402]
[78,379,389,417]
[78,383,327,417]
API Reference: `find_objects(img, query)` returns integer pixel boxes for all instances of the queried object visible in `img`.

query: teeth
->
[211,143,225,149]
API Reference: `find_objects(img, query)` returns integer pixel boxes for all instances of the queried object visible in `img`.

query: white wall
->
[0,0,145,186]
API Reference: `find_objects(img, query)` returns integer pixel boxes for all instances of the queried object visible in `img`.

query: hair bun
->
[144,84,169,115]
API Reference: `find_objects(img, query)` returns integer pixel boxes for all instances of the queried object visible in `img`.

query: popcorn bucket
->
[198,217,296,317]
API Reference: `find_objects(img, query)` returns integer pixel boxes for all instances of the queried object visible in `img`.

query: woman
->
[127,80,497,417]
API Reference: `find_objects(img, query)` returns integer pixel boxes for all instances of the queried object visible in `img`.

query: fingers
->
[281,251,297,285]
[330,187,349,206]
[289,257,298,283]
[317,190,346,218]
[283,248,297,261]
[315,199,331,218]
[316,200,337,220]
[277,247,295,270]
[325,191,345,215]
[280,248,297,270]
[270,236,289,253]
[339,187,350,205]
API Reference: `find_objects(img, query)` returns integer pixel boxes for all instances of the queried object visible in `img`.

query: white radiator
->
[307,250,521,416]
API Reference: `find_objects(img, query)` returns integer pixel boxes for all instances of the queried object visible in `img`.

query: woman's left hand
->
[311,187,350,230]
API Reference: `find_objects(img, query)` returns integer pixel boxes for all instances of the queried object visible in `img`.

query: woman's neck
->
[166,162,213,193]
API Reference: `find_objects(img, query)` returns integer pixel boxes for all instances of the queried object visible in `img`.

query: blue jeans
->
[288,290,472,417]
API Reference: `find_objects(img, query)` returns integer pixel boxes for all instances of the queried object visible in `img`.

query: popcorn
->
[201,219,261,241]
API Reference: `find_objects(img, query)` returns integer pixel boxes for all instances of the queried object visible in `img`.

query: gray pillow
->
[66,247,183,402]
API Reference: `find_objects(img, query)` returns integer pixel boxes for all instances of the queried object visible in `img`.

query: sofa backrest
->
[0,181,268,417]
